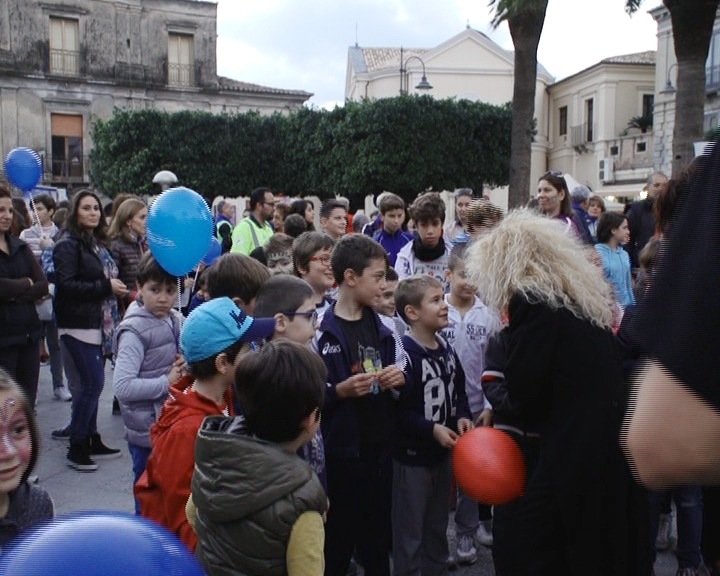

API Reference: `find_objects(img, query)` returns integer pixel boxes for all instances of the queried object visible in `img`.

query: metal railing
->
[49,49,80,76]
[168,63,193,86]
[571,123,595,146]
[707,65,720,89]
[48,156,90,181]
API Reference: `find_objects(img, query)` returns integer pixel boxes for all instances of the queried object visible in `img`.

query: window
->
[636,142,647,153]
[51,114,83,180]
[707,30,720,89]
[642,94,654,119]
[559,106,568,136]
[49,18,79,76]
[610,145,619,156]
[585,98,594,142]
[168,34,194,86]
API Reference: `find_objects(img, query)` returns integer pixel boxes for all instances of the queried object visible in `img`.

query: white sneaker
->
[54,386,72,402]
[456,534,477,565]
[656,513,672,551]
[476,520,493,547]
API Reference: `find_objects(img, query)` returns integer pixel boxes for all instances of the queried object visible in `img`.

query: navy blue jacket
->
[314,304,403,459]
[373,228,413,267]
[395,335,471,466]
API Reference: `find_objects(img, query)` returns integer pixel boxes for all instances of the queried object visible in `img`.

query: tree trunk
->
[506,1,548,209]
[665,0,719,176]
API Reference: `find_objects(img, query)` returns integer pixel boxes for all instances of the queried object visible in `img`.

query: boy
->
[320,199,348,241]
[191,341,328,575]
[113,253,185,511]
[204,253,270,314]
[396,192,451,293]
[393,275,473,574]
[442,245,499,563]
[375,266,399,319]
[372,192,413,266]
[292,231,336,315]
[314,234,405,576]
[135,297,275,551]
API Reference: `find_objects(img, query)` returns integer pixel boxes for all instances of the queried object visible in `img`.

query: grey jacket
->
[112,301,183,448]
[192,416,327,576]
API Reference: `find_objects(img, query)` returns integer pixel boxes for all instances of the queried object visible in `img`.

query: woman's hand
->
[475,408,493,427]
[111,278,128,297]
[38,236,54,250]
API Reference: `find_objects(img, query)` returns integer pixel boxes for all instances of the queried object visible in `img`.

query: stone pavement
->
[32,363,680,575]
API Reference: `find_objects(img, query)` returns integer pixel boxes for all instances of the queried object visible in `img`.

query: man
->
[319,199,347,241]
[625,172,667,268]
[570,185,594,245]
[231,187,275,256]
[444,188,472,243]
[215,201,234,253]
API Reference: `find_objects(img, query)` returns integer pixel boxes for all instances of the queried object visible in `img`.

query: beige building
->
[0,0,311,190]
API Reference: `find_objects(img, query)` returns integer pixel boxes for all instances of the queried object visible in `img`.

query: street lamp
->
[660,62,678,95]
[152,170,178,191]
[399,47,433,95]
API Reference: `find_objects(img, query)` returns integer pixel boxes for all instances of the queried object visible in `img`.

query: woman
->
[587,195,606,243]
[466,209,649,575]
[108,197,147,314]
[0,186,49,408]
[289,199,315,231]
[53,190,127,472]
[595,212,634,308]
[536,172,581,239]
[272,202,289,235]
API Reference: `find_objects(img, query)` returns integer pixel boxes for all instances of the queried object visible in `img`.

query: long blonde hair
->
[108,197,146,242]
[466,209,613,329]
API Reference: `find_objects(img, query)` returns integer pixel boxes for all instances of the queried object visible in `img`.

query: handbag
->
[35,284,55,322]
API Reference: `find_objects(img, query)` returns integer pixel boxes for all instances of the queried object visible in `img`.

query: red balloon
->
[452,427,526,505]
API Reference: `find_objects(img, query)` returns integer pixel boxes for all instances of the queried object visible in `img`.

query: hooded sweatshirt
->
[135,375,234,552]
[192,416,327,576]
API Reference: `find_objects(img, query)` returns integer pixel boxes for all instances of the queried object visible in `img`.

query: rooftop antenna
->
[355,22,359,47]
[466,18,470,29]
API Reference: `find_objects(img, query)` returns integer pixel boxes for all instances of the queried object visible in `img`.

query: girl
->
[536,172,581,239]
[0,367,54,547]
[289,199,316,232]
[108,197,147,315]
[595,212,635,308]
[587,195,606,243]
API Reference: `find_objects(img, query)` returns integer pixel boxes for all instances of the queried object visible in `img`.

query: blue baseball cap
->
[181,298,276,363]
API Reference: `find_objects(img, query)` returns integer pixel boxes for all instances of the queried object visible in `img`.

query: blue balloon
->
[4,148,43,191]
[203,237,222,266]
[147,187,213,276]
[0,511,205,576]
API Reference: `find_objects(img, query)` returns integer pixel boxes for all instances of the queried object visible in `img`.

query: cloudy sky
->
[216,0,659,109]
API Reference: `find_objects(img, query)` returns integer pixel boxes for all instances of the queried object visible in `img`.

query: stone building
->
[0,0,311,190]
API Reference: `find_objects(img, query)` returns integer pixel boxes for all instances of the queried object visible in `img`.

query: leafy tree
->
[490,0,549,208]
[626,0,720,175]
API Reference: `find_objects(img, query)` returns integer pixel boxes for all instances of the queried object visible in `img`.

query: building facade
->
[0,0,311,190]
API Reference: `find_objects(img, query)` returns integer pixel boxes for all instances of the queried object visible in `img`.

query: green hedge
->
[90,95,512,204]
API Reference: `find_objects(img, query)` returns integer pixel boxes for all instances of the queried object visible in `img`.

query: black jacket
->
[626,198,656,268]
[53,234,112,329]
[0,234,48,348]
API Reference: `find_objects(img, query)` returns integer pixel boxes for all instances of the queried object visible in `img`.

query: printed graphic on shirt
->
[441,321,488,346]
[420,353,457,423]
[413,259,450,293]
[353,344,383,394]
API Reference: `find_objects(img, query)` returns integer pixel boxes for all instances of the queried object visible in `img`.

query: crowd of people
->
[0,153,717,576]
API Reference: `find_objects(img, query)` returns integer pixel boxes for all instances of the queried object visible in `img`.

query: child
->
[396,192,451,292]
[595,212,635,307]
[372,192,413,267]
[191,341,328,576]
[442,246,499,562]
[135,297,275,551]
[314,234,405,576]
[249,232,293,272]
[204,253,270,314]
[375,266,399,319]
[0,368,54,547]
[587,195,606,243]
[112,252,185,513]
[393,275,473,574]
[187,268,209,315]
[292,231,336,316]
[320,199,348,241]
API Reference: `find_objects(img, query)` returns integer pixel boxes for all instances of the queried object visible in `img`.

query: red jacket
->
[135,375,234,552]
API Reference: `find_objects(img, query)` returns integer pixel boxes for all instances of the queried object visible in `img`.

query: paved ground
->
[33,363,680,575]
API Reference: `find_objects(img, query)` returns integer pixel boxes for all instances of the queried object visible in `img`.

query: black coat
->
[53,234,112,330]
[0,234,48,348]
[626,198,656,268]
[504,294,650,576]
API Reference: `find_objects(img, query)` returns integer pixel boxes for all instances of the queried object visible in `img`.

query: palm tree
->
[626,0,720,176]
[490,0,549,208]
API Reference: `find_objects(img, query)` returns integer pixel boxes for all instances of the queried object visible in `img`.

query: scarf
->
[95,243,120,358]
[412,236,446,262]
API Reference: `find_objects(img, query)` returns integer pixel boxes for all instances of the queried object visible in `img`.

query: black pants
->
[702,486,720,571]
[324,446,392,576]
[0,341,40,407]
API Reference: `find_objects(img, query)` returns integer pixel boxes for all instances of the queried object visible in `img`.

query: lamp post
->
[399,47,433,96]
[660,62,678,95]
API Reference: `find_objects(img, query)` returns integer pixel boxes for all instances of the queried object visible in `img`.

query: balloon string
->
[175,277,183,354]
[28,194,41,233]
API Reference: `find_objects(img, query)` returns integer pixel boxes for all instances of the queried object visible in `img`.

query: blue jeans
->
[128,443,152,515]
[649,486,703,569]
[43,320,64,389]
[61,336,105,444]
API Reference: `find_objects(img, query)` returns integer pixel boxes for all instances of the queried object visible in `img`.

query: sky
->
[215,0,659,110]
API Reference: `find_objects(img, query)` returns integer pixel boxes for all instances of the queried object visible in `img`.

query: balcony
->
[168,63,194,87]
[48,156,91,182]
[49,49,79,77]
[570,123,595,153]
[707,65,720,91]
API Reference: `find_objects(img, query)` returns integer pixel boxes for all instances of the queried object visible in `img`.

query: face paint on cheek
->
[0,398,31,464]
[0,399,16,424]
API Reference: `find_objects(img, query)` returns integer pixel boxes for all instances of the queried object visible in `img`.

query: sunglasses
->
[283,309,319,325]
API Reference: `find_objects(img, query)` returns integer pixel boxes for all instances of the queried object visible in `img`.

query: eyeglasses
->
[283,309,319,325]
[310,255,331,267]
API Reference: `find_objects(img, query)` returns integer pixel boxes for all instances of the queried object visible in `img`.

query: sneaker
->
[88,434,122,460]
[456,534,477,565]
[53,386,72,402]
[51,427,70,441]
[656,513,672,551]
[476,520,493,547]
[67,442,98,472]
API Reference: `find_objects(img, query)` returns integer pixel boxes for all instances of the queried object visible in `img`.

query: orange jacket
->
[135,375,234,552]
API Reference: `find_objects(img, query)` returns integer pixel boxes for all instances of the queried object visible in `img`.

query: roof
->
[217,76,312,99]
[600,51,656,66]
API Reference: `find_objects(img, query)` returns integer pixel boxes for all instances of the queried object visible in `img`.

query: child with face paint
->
[0,368,54,548]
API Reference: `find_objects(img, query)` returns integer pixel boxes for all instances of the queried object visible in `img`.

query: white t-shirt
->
[395,241,451,293]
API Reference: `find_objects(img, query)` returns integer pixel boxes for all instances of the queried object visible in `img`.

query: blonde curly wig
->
[466,209,613,329]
